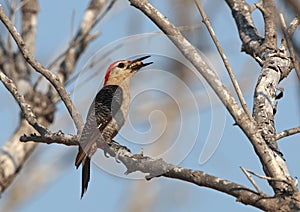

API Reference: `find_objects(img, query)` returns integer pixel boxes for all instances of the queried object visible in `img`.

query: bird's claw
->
[103,149,110,158]
[115,147,123,163]
[102,143,111,158]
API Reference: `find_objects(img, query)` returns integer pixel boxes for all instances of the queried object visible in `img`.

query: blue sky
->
[0,0,299,212]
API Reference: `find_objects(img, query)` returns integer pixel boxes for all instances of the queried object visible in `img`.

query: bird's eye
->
[117,62,125,69]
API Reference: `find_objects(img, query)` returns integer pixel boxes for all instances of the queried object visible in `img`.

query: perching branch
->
[20,131,79,146]
[20,130,299,211]
[20,132,279,211]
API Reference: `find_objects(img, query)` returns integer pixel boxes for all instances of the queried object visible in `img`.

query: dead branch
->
[276,126,300,140]
[0,71,47,135]
[0,5,84,133]
[194,0,253,121]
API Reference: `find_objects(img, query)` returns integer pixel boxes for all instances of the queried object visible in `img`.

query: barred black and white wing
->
[75,85,124,198]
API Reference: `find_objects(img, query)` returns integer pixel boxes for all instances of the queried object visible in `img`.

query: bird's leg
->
[97,140,110,158]
[102,140,121,162]
[110,140,131,163]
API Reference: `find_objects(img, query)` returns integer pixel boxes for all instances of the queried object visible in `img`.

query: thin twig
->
[6,0,16,55]
[49,33,99,71]
[0,70,47,135]
[0,5,84,133]
[250,1,263,13]
[276,126,300,140]
[245,168,290,185]
[240,166,262,193]
[32,32,99,91]
[287,16,300,37]
[130,0,250,128]
[279,13,300,81]
[241,166,295,193]
[240,166,262,194]
[285,0,300,18]
[194,0,254,122]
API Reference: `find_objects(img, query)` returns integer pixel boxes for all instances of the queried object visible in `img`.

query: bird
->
[75,55,152,198]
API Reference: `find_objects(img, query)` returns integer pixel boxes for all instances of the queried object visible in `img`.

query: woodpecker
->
[75,55,152,198]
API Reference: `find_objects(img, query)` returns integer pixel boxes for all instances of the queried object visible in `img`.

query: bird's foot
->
[97,141,110,158]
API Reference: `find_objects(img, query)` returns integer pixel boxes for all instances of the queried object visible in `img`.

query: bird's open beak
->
[129,55,153,72]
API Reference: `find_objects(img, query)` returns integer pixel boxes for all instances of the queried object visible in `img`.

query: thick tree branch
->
[0,121,38,193]
[253,53,293,194]
[127,0,300,207]
[225,0,264,60]
[20,132,299,211]
[14,0,39,95]
[226,0,295,196]
[262,0,277,49]
[20,0,38,54]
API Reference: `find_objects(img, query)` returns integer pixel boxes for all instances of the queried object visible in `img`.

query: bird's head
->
[104,55,153,86]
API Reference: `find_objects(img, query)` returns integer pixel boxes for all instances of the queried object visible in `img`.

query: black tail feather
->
[81,157,91,199]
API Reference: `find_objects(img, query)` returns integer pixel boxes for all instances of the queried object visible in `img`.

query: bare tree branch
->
[0,0,112,196]
[125,0,300,209]
[285,0,300,18]
[279,13,300,80]
[287,16,300,37]
[194,0,253,122]
[20,0,38,54]
[56,0,116,83]
[20,131,78,146]
[225,0,263,61]
[240,166,262,194]
[20,133,281,211]
[0,5,84,133]
[261,0,277,49]
[225,0,295,196]
[0,70,47,135]
[276,126,300,140]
